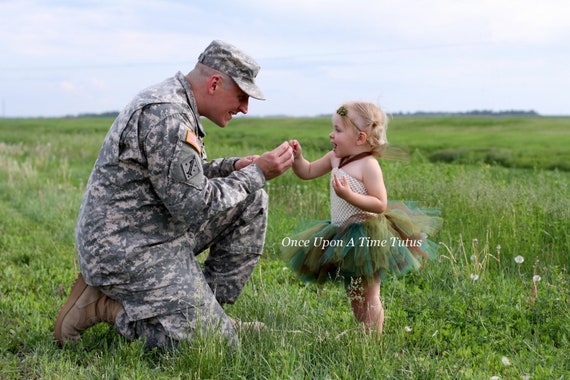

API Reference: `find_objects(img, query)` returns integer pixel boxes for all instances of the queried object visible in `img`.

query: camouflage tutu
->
[281,201,442,284]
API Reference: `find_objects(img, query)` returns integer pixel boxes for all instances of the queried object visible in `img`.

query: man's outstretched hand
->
[253,141,294,180]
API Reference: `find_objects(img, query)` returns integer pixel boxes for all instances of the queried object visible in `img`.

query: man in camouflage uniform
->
[54,40,294,349]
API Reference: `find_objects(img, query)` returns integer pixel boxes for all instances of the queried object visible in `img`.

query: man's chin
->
[220,114,233,127]
[211,118,229,128]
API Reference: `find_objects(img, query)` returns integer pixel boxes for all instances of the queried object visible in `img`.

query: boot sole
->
[53,274,88,346]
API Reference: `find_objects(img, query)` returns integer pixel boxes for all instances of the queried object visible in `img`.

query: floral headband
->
[336,106,348,116]
[336,105,362,132]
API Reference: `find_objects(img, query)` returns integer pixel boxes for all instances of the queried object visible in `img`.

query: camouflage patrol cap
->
[198,40,265,100]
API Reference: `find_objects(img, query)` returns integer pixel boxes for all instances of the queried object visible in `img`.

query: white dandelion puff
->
[533,275,541,282]
[514,255,524,264]
[404,326,412,333]
[501,356,511,366]
[470,274,479,281]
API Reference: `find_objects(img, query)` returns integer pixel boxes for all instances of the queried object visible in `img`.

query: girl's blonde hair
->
[336,101,389,157]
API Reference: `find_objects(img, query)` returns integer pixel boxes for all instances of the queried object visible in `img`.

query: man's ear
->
[207,75,222,95]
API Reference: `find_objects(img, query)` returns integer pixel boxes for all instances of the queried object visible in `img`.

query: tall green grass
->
[0,117,568,379]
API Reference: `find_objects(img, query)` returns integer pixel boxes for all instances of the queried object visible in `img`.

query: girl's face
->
[329,114,359,158]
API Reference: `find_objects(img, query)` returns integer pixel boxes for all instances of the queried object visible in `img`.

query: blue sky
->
[1,0,569,117]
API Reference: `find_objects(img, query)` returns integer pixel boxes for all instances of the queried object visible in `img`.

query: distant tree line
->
[68,109,540,119]
[66,111,120,118]
[391,110,540,117]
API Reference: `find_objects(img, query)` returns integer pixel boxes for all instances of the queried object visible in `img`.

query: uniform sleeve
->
[143,114,265,226]
[203,157,240,178]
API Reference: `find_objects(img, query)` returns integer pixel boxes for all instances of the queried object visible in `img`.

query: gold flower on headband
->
[336,106,348,116]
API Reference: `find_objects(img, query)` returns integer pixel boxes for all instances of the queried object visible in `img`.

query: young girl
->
[282,101,442,335]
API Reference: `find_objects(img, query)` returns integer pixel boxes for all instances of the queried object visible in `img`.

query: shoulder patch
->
[184,130,202,155]
[182,156,201,181]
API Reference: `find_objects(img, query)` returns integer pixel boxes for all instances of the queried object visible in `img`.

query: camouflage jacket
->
[76,72,266,287]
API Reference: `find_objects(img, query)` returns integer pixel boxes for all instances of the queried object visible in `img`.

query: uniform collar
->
[176,71,206,138]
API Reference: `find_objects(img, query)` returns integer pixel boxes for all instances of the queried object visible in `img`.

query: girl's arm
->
[289,140,333,180]
[332,159,387,214]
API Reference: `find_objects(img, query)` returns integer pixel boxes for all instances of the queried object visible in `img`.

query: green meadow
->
[1,116,569,379]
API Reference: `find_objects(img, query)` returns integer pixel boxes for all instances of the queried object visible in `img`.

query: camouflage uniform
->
[76,68,267,349]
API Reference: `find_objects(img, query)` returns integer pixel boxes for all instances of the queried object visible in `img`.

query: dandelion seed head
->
[404,326,412,332]
[533,275,541,282]
[514,255,524,264]
[470,255,477,262]
[470,274,479,281]
[496,244,501,252]
[501,356,511,366]
[490,376,500,380]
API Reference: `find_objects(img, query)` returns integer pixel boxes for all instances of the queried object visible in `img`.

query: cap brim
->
[235,80,265,101]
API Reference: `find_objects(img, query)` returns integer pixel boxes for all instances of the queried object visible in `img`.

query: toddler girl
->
[282,101,442,335]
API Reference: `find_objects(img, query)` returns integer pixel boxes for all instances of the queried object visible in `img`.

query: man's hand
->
[254,141,294,180]
[234,155,260,170]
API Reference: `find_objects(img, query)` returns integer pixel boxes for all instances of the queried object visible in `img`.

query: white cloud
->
[487,0,570,43]
[59,80,77,92]
[245,0,570,46]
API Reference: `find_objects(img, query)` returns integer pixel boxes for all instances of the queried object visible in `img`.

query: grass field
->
[1,116,569,379]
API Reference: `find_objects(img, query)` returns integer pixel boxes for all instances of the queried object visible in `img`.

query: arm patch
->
[182,156,201,180]
[185,130,202,155]
[170,142,204,189]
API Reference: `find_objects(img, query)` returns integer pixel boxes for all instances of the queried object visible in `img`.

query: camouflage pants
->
[102,189,268,350]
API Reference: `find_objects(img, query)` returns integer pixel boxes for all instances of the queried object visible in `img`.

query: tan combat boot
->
[54,274,123,346]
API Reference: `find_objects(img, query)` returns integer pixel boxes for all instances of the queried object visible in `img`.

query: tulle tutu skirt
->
[280,201,443,284]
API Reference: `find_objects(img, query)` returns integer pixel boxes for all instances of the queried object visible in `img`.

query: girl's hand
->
[288,140,302,159]
[332,173,352,199]
[235,155,260,170]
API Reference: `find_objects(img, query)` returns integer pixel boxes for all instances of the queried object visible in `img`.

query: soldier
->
[53,40,294,350]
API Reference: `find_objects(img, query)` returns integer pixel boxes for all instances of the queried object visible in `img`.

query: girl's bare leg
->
[347,275,384,336]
